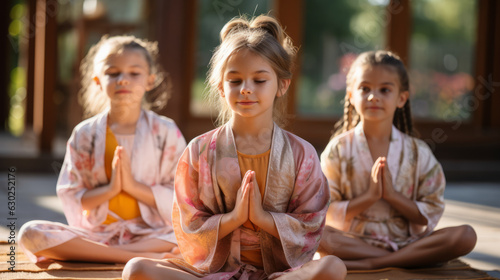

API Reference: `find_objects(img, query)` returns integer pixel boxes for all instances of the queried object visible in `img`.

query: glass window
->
[298,0,388,117]
[191,0,272,117]
[409,0,476,121]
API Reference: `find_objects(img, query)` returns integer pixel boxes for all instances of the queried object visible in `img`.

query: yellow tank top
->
[237,149,270,268]
[102,125,141,224]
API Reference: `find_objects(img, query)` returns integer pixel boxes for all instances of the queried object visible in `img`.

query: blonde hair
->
[332,50,416,138]
[79,35,170,118]
[206,15,297,127]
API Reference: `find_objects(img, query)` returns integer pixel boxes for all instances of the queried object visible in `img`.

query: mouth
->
[237,101,257,105]
[115,90,132,94]
[366,106,382,110]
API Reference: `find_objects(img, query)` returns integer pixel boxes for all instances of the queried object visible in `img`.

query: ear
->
[397,90,409,108]
[146,74,156,91]
[93,76,101,86]
[277,79,291,97]
[218,82,225,98]
[347,89,353,103]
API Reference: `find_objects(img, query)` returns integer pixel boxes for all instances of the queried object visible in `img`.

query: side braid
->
[332,95,353,138]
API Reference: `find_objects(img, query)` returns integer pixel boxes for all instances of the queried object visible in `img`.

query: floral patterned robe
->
[170,123,329,279]
[19,109,186,262]
[320,124,445,250]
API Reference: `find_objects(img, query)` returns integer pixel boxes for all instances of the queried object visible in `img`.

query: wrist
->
[251,208,268,226]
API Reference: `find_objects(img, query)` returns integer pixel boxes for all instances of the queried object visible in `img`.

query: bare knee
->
[313,255,347,280]
[122,257,156,280]
[453,225,477,256]
[442,225,477,257]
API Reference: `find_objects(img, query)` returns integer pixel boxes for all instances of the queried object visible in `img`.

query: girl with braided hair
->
[122,15,346,280]
[319,50,477,270]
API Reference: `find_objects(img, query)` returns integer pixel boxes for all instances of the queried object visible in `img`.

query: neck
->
[361,118,393,142]
[230,116,274,154]
[108,104,141,129]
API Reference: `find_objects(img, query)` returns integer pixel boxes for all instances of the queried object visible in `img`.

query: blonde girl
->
[319,50,477,269]
[19,35,186,263]
[122,15,346,280]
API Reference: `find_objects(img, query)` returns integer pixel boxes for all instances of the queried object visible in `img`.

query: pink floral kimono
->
[169,124,330,279]
[19,109,186,262]
[321,124,445,251]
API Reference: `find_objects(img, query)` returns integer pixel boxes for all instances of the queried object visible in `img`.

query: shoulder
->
[401,133,442,171]
[401,133,436,160]
[70,113,103,141]
[186,127,220,153]
[322,129,356,156]
[284,130,317,158]
[143,110,180,131]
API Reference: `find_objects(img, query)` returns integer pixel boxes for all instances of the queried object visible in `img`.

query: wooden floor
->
[0,243,496,280]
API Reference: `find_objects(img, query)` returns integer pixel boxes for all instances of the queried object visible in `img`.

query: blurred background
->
[0,0,499,181]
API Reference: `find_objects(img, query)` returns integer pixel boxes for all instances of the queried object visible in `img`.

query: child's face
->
[348,65,408,124]
[94,49,154,108]
[220,49,289,122]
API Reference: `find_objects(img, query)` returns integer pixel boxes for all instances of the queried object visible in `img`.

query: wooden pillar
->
[273,0,304,129]
[153,0,197,132]
[0,1,11,131]
[385,0,411,66]
[33,0,57,153]
[474,0,500,131]
[25,0,36,130]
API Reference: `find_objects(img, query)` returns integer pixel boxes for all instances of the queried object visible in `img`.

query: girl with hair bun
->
[123,15,346,280]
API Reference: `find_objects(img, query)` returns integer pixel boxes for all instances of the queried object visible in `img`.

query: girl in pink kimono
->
[318,50,477,270]
[19,35,187,263]
[122,15,346,280]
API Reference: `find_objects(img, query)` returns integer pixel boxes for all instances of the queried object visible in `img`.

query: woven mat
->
[0,244,497,280]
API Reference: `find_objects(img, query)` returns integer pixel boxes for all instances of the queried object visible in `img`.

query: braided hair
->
[332,50,416,138]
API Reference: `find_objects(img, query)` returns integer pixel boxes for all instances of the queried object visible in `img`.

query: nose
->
[367,92,378,102]
[240,81,252,95]
[117,74,129,85]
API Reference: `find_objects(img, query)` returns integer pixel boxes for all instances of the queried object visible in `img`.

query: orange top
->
[237,149,270,268]
[103,125,141,224]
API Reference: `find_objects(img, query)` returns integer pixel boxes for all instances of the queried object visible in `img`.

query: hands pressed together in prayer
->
[219,170,280,240]
[368,157,396,201]
[233,170,266,226]
[346,156,428,225]
[82,146,158,213]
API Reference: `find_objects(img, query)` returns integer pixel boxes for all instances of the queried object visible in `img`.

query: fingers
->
[112,146,122,169]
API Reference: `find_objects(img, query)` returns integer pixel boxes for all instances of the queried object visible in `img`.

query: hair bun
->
[250,16,284,44]
[220,18,249,41]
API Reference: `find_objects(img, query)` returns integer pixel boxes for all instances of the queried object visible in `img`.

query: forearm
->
[345,192,379,221]
[81,185,119,211]
[253,211,279,239]
[218,212,244,240]
[124,181,157,208]
[384,192,428,225]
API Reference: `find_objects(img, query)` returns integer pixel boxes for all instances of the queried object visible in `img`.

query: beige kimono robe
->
[171,123,330,279]
[321,124,445,250]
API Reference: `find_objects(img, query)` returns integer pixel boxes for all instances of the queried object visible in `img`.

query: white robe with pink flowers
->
[19,109,186,262]
[170,123,330,279]
[321,124,445,250]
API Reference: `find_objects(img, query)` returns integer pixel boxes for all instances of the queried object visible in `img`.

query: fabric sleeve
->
[270,144,330,268]
[151,122,187,225]
[410,140,446,237]
[56,126,106,229]
[172,138,229,273]
[320,139,349,230]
